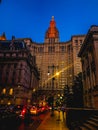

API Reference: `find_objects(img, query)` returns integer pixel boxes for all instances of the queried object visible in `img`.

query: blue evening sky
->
[0,0,98,42]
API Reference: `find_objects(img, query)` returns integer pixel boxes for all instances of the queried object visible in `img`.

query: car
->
[13,105,23,117]
[39,105,49,113]
[13,105,31,120]
[0,105,18,126]
[30,106,41,115]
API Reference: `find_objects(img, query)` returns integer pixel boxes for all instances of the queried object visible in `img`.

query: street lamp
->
[48,64,58,116]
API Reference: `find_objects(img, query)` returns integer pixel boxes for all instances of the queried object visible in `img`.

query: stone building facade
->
[79,25,98,109]
[0,40,39,105]
[27,17,85,99]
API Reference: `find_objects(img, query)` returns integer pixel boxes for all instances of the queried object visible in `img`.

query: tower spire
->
[50,16,56,28]
[45,16,59,43]
[52,16,54,20]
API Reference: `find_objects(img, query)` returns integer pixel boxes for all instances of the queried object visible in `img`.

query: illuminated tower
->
[45,16,59,43]
[35,16,68,97]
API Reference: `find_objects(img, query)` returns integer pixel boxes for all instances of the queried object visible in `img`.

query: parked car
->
[30,106,42,115]
[39,105,49,113]
[0,105,18,126]
[13,105,31,120]
[30,105,50,115]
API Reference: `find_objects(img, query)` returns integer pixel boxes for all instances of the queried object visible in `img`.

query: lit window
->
[9,88,13,95]
[2,88,6,94]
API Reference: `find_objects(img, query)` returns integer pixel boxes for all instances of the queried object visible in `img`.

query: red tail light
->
[42,107,45,110]
[21,108,26,115]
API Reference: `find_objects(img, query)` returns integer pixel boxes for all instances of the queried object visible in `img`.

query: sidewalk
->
[37,110,69,130]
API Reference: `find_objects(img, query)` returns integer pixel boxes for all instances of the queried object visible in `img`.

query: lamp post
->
[48,64,58,116]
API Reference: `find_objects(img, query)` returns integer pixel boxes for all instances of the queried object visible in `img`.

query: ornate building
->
[28,16,85,100]
[79,25,98,109]
[0,40,39,105]
[0,32,6,40]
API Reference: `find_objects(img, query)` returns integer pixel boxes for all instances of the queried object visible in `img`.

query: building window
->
[34,47,37,53]
[9,88,13,95]
[38,47,44,53]
[49,38,55,43]
[2,88,6,94]
[75,40,78,43]
[60,46,66,52]
[79,40,83,45]
[67,45,72,53]
[48,46,55,53]
[18,70,21,82]
[12,71,15,84]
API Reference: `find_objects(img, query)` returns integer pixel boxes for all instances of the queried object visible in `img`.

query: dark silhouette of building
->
[79,25,98,109]
[0,40,39,105]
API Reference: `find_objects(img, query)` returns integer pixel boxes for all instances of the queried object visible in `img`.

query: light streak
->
[42,63,73,86]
